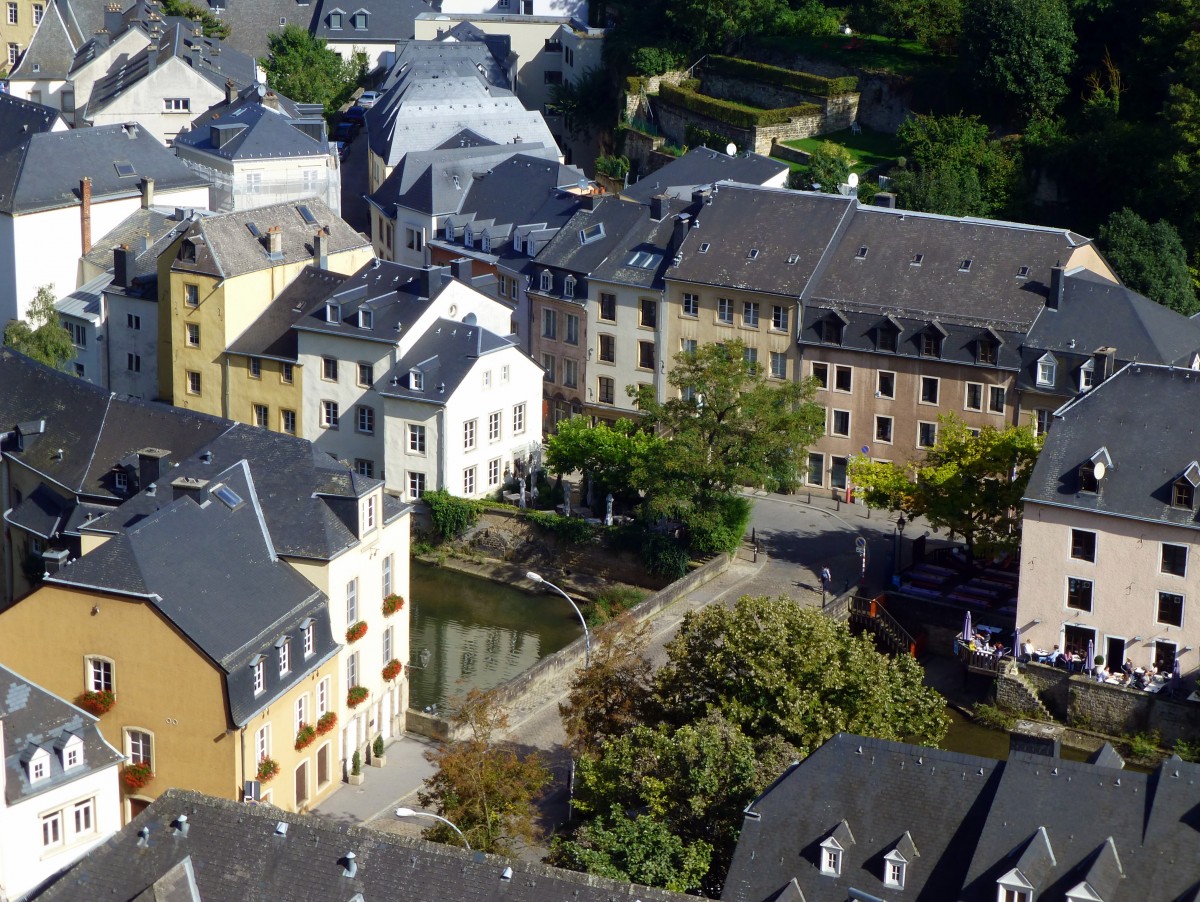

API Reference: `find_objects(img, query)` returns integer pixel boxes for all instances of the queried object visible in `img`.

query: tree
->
[544,416,661,503]
[558,615,655,756]
[4,285,75,371]
[961,0,1075,122]
[664,0,784,55]
[653,595,949,753]
[160,0,230,38]
[631,341,826,505]
[1098,209,1199,315]
[809,140,854,193]
[848,415,1043,559]
[261,26,363,115]
[418,690,552,855]
[892,114,1020,216]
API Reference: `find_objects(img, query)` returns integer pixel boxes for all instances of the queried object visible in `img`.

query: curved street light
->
[525,571,591,668]
[395,807,471,850]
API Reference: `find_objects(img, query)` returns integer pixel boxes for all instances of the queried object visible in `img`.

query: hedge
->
[658,82,820,129]
[707,55,858,97]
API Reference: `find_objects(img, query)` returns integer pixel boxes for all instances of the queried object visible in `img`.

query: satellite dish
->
[725,142,737,156]
[577,177,588,192]
[1093,461,1106,480]
[847,172,859,188]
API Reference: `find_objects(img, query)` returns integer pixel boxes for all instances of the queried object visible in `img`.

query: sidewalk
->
[311,732,439,828]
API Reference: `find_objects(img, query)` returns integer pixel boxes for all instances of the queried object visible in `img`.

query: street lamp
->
[395,807,471,850]
[894,513,907,578]
[525,571,591,668]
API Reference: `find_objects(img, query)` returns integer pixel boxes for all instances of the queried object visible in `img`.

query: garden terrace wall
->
[707,55,858,97]
[406,552,733,742]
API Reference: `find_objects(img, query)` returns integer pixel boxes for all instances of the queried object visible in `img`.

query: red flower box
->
[382,658,403,681]
[382,594,405,616]
[347,686,369,708]
[294,723,316,750]
[257,757,280,783]
[346,621,368,643]
[122,762,153,791]
[77,690,115,716]
[316,711,338,734]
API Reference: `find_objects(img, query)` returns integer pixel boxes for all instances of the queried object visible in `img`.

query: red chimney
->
[80,177,92,254]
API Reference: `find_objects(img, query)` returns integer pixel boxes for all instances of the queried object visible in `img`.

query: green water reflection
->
[407,561,583,712]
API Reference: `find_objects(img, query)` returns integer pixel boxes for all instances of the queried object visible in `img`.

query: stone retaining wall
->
[406,552,734,742]
[653,93,855,155]
[769,142,810,165]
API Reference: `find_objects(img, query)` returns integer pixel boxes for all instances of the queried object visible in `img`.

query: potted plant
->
[348,749,364,785]
[347,685,369,708]
[346,620,368,643]
[370,734,386,767]
[316,711,338,735]
[121,761,153,791]
[257,757,280,783]
[77,689,115,716]
[382,658,403,682]
[382,593,405,616]
[295,723,317,750]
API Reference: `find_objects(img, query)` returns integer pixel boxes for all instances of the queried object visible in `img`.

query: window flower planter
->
[122,762,153,791]
[295,723,317,750]
[346,620,368,644]
[316,711,338,735]
[77,690,115,716]
[257,757,280,783]
[347,686,369,708]
[382,658,403,682]
[382,594,405,616]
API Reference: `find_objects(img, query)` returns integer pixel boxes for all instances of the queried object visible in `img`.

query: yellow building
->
[157,199,373,429]
[0,463,343,821]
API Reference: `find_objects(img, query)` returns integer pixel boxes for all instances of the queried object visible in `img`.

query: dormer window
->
[444,220,454,241]
[180,239,197,263]
[464,225,474,247]
[876,316,901,353]
[410,369,424,391]
[539,270,552,292]
[819,820,854,878]
[328,10,342,28]
[564,275,576,298]
[358,308,373,329]
[326,302,340,323]
[28,747,50,784]
[886,860,906,888]
[1079,463,1099,493]
[277,637,290,676]
[363,494,377,531]
[115,472,129,493]
[884,832,918,890]
[481,234,491,253]
[821,314,846,346]
[252,655,265,695]
[1173,461,1200,508]
[922,332,942,358]
[1037,353,1057,387]
[514,233,525,254]
[302,618,315,657]
[351,9,368,29]
[1079,359,1094,391]
[978,339,998,365]
[822,847,842,876]
[61,734,84,770]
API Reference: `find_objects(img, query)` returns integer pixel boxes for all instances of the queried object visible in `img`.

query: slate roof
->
[171,198,368,279]
[0,122,210,215]
[379,316,520,404]
[1,664,122,807]
[722,733,1200,902]
[47,460,338,725]
[85,22,258,117]
[225,266,351,361]
[1017,269,1200,397]
[1023,363,1200,532]
[0,349,233,502]
[0,93,62,212]
[34,788,698,902]
[200,0,315,59]
[175,83,331,161]
[670,183,854,296]
[368,41,556,169]
[623,147,787,203]
[56,272,109,322]
[289,258,437,346]
[9,0,79,79]
[310,0,433,44]
[4,483,70,540]
[83,206,202,294]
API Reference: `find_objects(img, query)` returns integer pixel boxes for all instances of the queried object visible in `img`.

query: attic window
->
[213,483,244,510]
[410,369,424,391]
[539,270,552,292]
[464,225,474,248]
[31,63,39,73]
[885,859,906,889]
[328,11,342,27]
[298,205,317,225]
[855,245,868,259]
[28,747,50,784]
[911,253,924,266]
[1036,352,1057,387]
[1078,462,1099,493]
[959,258,973,272]
[114,161,136,178]
[1017,265,1031,278]
[358,308,373,329]
[747,248,760,260]
[351,10,368,29]
[627,250,656,268]
[579,223,605,245]
[481,234,491,253]
[1079,358,1094,391]
[1174,462,1200,508]
[564,275,576,298]
[326,302,340,323]
[786,253,799,265]
[700,243,712,254]
[444,220,454,241]
[115,472,129,492]
[61,734,84,770]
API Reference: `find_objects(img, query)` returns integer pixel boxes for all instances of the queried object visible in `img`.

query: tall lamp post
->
[894,513,907,579]
[395,807,472,850]
[525,571,591,668]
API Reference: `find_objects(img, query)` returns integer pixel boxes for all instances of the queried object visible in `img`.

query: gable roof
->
[1023,363,1200,530]
[378,316,522,405]
[0,93,63,212]
[198,0,315,58]
[225,266,352,362]
[9,0,79,80]
[310,0,433,43]
[1,664,122,806]
[34,788,698,902]
[623,146,787,203]
[174,83,331,161]
[83,206,202,295]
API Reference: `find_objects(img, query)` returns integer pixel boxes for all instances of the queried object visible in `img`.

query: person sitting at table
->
[1122,659,1134,677]
[1053,646,1067,668]
[1146,663,1159,680]
[1020,640,1035,662]
[1093,663,1110,681]
[1133,669,1148,689]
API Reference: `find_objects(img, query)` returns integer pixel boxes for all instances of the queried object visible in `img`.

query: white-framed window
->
[255,724,270,762]
[488,457,501,486]
[184,283,199,307]
[920,375,939,405]
[321,400,339,429]
[834,365,852,392]
[383,624,393,662]
[877,370,895,399]
[163,97,191,112]
[63,736,83,769]
[513,403,526,434]
[382,554,393,598]
[303,620,315,657]
[254,404,268,428]
[501,364,510,383]
[717,298,733,324]
[6,3,16,25]
[999,888,1031,902]
[965,382,983,411]
[821,847,841,877]
[483,369,492,390]
[282,409,296,435]
[355,459,374,478]
[295,694,309,733]
[1080,359,1095,391]
[539,270,552,292]
[463,466,476,495]
[42,811,63,849]
[885,860,905,889]
[1158,591,1185,627]
[73,798,94,836]
[30,749,49,783]
[464,418,477,451]
[1070,529,1096,562]
[408,471,426,499]
[830,409,850,437]
[918,420,938,448]
[278,639,290,676]
[346,578,358,624]
[875,415,893,444]
[186,323,200,347]
[683,293,699,317]
[564,275,576,298]
[87,656,114,692]
[1162,543,1188,577]
[322,357,338,381]
[771,304,789,331]
[742,301,759,328]
[33,3,43,24]
[1037,353,1057,387]
[245,171,262,194]
[770,351,786,379]
[282,363,294,384]
[252,657,265,694]
[409,424,426,453]
[126,729,152,766]
[357,405,374,434]
[249,357,262,379]
[743,346,757,374]
[317,676,330,716]
[347,652,359,689]
[357,362,373,386]
[989,385,1006,413]
[489,411,501,442]
[1067,576,1093,612]
[7,43,18,66]
[363,495,376,531]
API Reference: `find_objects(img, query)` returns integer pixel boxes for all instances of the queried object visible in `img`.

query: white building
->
[0,664,122,901]
[437,0,587,20]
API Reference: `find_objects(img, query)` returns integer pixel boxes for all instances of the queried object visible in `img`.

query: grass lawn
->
[754,32,950,78]
[783,127,902,176]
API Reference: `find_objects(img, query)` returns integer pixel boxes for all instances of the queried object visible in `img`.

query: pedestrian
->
[820,567,832,587]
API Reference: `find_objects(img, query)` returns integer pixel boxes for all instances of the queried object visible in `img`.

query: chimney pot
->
[1048,265,1064,310]
[80,177,92,254]
[450,257,472,283]
[140,176,154,209]
[114,244,133,288]
[670,213,690,256]
[650,194,669,221]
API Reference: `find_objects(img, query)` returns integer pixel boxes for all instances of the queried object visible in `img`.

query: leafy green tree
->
[654,595,949,753]
[809,140,854,193]
[1098,209,1199,315]
[849,415,1042,558]
[664,0,784,55]
[889,163,986,216]
[261,26,363,115]
[849,0,962,52]
[418,690,551,855]
[551,67,617,138]
[160,0,230,38]
[4,285,75,371]
[892,113,1019,216]
[544,416,661,502]
[961,0,1076,121]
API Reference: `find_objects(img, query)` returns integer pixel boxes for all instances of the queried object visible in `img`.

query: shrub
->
[373,735,385,759]
[122,762,154,791]
[257,757,280,783]
[382,593,405,616]
[589,586,647,625]
[631,46,683,76]
[317,711,338,734]
[972,703,1016,731]
[1093,654,1105,666]
[347,686,369,708]
[657,82,820,129]
[683,495,752,556]
[346,620,368,643]
[643,533,690,580]
[424,488,482,539]
[351,749,362,776]
[1126,730,1162,760]
[523,509,598,544]
[295,723,317,750]
[595,154,631,178]
[706,55,858,96]
[686,124,734,151]
[1174,738,1200,763]
[382,658,403,681]
[412,538,435,555]
[76,689,115,716]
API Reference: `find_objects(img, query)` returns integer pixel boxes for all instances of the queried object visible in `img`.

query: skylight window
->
[855,245,868,259]
[911,253,923,266]
[747,249,760,260]
[298,205,317,225]
[247,222,262,238]
[213,483,243,510]
[959,258,973,272]
[579,223,605,245]
[787,254,799,265]
[699,243,711,254]
[627,250,657,268]
[1017,265,1030,278]
[114,161,136,178]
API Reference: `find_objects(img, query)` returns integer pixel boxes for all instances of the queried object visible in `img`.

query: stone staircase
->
[998,669,1055,722]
